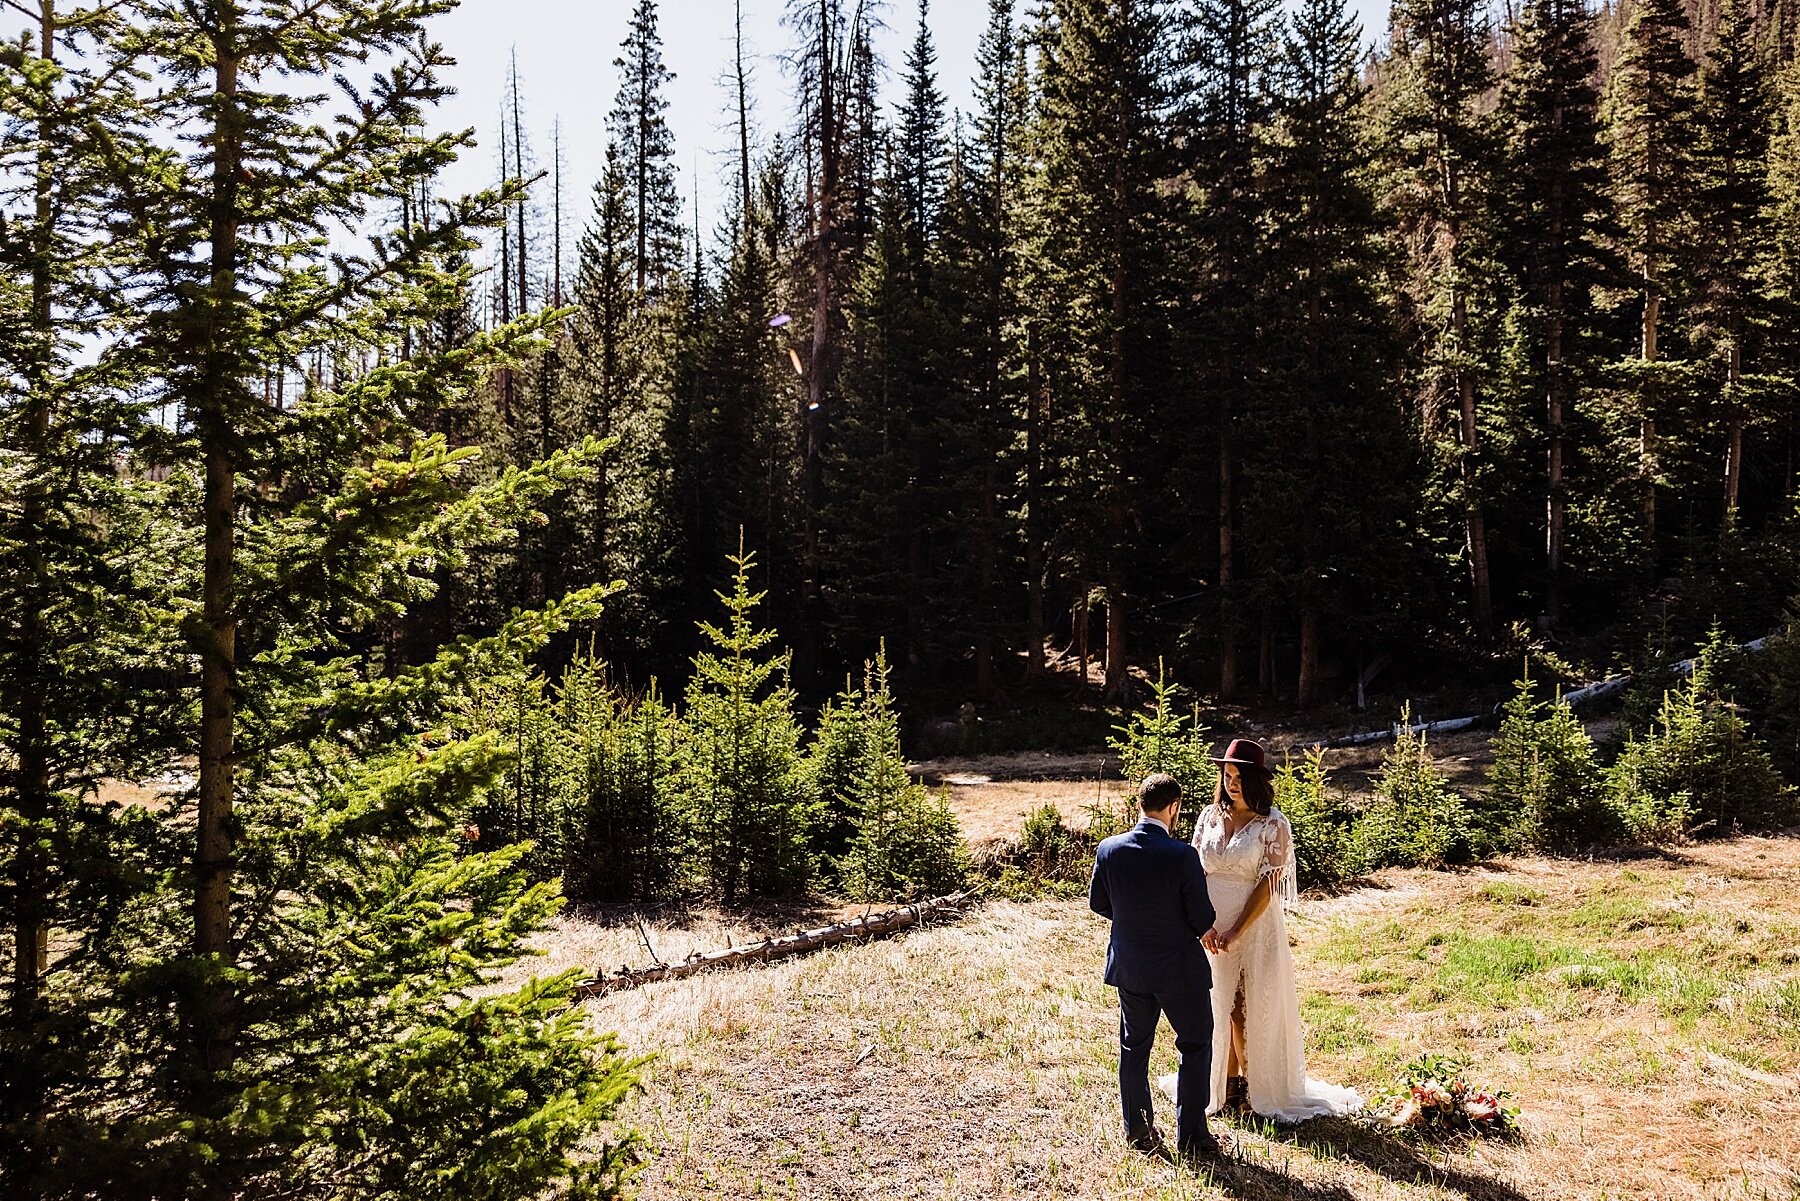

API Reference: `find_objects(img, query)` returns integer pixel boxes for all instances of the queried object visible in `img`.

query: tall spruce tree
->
[609,0,684,297]
[1029,0,1177,702]
[1497,0,1613,625]
[1689,0,1776,513]
[1605,0,1697,545]
[1384,0,1502,636]
[1181,0,1280,697]
[71,5,642,1196]
[0,8,185,1189]
[1252,0,1409,704]
[682,543,819,903]
[937,0,1031,697]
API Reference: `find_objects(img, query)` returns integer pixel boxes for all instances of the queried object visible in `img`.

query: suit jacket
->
[1088,818,1216,995]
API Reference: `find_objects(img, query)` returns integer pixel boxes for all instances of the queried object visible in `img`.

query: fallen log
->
[1313,634,1772,751]
[571,890,976,1001]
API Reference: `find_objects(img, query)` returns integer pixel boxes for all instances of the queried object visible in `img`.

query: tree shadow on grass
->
[1260,1116,1533,1201]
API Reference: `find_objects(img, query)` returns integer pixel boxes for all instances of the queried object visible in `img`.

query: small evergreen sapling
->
[681,543,819,903]
[1486,663,1615,850]
[1355,704,1472,870]
[1109,662,1218,842]
[831,649,968,902]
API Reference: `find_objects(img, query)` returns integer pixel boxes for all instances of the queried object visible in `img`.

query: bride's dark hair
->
[1215,765,1274,816]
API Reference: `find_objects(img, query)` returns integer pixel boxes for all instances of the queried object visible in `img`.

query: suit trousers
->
[1117,984,1213,1150]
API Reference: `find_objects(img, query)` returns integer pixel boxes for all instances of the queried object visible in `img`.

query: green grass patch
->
[1301,993,1376,1055]
[1475,881,1545,906]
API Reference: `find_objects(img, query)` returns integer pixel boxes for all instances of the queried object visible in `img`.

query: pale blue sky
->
[427,0,986,262]
[427,0,1391,273]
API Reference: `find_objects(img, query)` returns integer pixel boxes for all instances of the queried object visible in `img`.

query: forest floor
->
[534,829,1800,1201]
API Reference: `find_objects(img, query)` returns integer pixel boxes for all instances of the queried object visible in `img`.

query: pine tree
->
[567,146,638,658]
[681,542,819,902]
[1029,0,1177,701]
[1604,0,1697,545]
[1383,0,1502,636]
[1689,0,1776,513]
[936,0,1031,697]
[1249,0,1412,705]
[609,0,684,297]
[69,6,641,1195]
[0,8,185,1187]
[827,5,952,676]
[1497,0,1614,626]
[785,0,865,659]
[897,1,948,254]
[1181,0,1280,697]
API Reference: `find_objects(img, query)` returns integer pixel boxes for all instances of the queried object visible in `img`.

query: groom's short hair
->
[1138,773,1181,812]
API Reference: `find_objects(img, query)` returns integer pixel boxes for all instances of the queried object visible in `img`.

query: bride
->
[1166,738,1361,1124]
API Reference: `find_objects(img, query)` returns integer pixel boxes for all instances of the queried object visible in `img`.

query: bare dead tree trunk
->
[1546,278,1566,628]
[511,53,528,319]
[1724,337,1742,512]
[552,119,563,307]
[735,0,753,228]
[1025,326,1048,680]
[574,893,975,998]
[801,0,840,673]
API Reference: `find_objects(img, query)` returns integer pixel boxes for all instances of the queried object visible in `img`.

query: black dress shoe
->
[1126,1112,1166,1154]
[1176,1133,1224,1167]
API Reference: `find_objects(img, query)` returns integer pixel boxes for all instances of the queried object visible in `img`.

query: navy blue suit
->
[1088,817,1217,1150]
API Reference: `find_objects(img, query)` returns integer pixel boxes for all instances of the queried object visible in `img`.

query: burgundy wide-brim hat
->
[1211,738,1271,774]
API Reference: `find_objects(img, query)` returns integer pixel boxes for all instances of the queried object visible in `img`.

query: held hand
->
[1201,927,1221,954]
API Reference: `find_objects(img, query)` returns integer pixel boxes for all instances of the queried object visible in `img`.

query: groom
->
[1088,773,1221,1161]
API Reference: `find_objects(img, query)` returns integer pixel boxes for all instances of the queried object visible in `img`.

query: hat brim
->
[1210,756,1271,771]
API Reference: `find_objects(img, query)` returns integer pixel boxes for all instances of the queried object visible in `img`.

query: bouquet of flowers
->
[1374,1052,1518,1138]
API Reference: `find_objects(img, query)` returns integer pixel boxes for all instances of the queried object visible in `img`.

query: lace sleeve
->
[1191,800,1219,849]
[1258,810,1299,910]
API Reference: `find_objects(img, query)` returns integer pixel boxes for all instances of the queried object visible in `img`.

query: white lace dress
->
[1161,805,1361,1123]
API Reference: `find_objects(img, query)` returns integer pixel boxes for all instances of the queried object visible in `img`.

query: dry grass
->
[908,753,1129,846]
[539,835,1800,1200]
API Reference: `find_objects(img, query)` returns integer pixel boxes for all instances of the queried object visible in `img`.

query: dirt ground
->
[540,834,1800,1201]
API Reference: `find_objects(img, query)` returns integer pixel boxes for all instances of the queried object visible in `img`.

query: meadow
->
[521,829,1800,1200]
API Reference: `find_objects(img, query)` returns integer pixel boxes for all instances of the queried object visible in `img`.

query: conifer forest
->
[6,0,1800,1195]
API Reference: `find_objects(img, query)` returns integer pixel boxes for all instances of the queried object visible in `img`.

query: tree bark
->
[573,892,974,998]
[1641,253,1659,540]
[801,0,838,676]
[1025,328,1048,680]
[194,5,243,1110]
[1724,337,1742,512]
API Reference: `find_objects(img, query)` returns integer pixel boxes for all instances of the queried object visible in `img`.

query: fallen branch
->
[571,891,976,1001]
